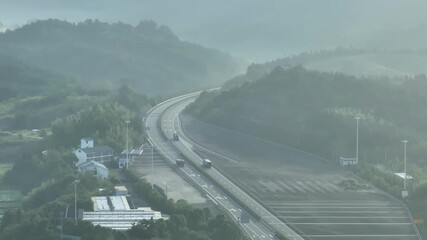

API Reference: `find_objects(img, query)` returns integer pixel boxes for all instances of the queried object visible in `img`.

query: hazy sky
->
[1,0,427,62]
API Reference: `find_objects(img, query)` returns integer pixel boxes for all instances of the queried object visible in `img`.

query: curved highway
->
[145,92,303,240]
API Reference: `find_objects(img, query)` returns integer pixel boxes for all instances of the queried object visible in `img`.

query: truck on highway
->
[173,133,179,141]
[203,159,212,168]
[176,158,185,167]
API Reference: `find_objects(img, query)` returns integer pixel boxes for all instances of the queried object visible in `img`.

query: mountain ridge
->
[0,19,244,95]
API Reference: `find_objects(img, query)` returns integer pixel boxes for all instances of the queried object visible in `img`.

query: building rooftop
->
[110,196,131,211]
[82,146,113,154]
[85,196,164,231]
[114,186,127,191]
[78,161,108,171]
[92,196,110,211]
[121,149,144,156]
[394,172,413,179]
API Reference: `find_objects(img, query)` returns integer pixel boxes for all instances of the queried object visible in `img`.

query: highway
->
[176,100,422,239]
[145,92,304,240]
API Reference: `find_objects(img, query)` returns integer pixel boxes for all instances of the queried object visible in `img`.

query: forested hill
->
[186,66,427,168]
[0,55,75,101]
[0,19,243,95]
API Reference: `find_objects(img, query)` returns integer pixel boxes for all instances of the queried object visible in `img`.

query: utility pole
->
[73,179,80,224]
[402,140,408,192]
[126,120,130,169]
[151,146,154,173]
[355,116,361,163]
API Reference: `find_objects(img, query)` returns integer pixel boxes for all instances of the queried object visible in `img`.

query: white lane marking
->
[300,234,418,238]
[275,180,297,193]
[296,181,316,193]
[291,222,412,225]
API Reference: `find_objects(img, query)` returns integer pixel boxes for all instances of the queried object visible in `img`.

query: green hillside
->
[186,66,427,185]
[0,19,244,95]
[0,55,75,101]
[186,65,427,237]
[188,66,425,158]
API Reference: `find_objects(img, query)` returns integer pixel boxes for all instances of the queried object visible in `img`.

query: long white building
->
[83,196,164,231]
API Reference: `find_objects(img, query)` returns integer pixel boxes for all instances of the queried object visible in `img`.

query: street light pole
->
[73,179,80,224]
[402,140,408,191]
[162,182,168,199]
[151,145,154,173]
[355,116,361,163]
[126,120,130,169]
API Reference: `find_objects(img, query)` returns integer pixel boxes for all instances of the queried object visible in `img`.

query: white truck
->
[203,159,212,168]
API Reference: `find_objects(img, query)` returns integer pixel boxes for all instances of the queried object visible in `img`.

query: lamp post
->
[162,182,168,199]
[402,140,408,192]
[355,116,361,163]
[151,145,154,173]
[126,120,130,169]
[73,179,80,224]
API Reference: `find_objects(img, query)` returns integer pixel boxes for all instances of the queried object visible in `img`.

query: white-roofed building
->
[115,186,128,196]
[394,172,413,180]
[84,195,164,231]
[77,161,109,179]
[81,138,94,149]
[92,196,111,211]
[73,138,114,166]
[110,196,131,211]
[118,149,144,168]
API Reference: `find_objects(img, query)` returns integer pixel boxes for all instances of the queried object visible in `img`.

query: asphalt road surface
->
[178,105,422,239]
[145,93,303,240]
[146,91,421,240]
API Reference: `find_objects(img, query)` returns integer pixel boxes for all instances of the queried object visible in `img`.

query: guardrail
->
[148,96,259,239]
[156,97,299,240]
[157,98,263,220]
[351,174,422,240]
[145,93,304,240]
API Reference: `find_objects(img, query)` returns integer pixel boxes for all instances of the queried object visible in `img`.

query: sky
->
[1,0,427,62]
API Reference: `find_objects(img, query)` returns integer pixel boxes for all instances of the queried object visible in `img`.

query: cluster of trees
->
[0,146,243,240]
[50,102,142,151]
[0,170,106,240]
[186,65,427,237]
[0,54,156,131]
[0,79,244,239]
[0,55,74,101]
[0,19,242,95]
[187,66,427,168]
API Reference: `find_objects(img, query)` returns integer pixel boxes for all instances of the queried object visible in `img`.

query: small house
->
[77,161,109,179]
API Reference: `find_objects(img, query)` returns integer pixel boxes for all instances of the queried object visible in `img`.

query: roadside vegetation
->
[186,65,427,238]
[0,54,244,239]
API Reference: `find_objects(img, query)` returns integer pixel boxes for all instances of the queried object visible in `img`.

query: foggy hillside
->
[186,66,427,166]
[0,19,243,95]
[2,0,427,61]
[0,55,75,101]
[222,48,427,90]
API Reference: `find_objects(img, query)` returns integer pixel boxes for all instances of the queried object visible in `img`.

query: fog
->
[1,0,427,61]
